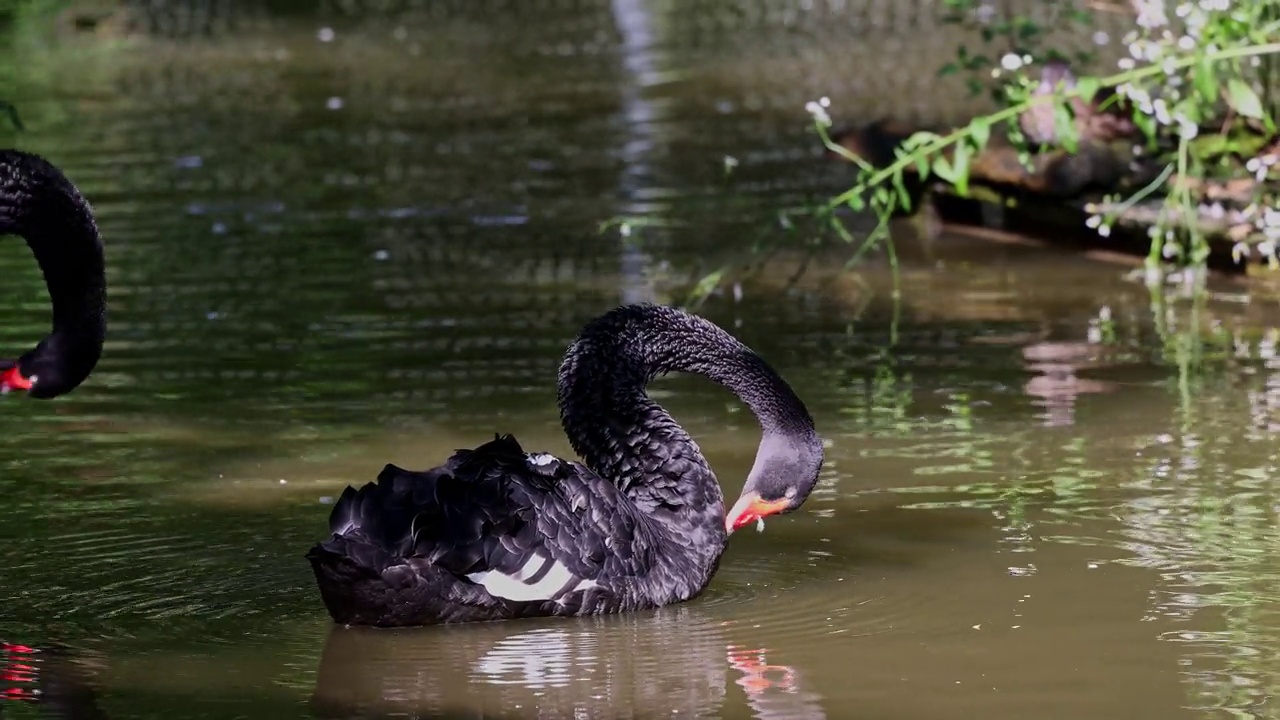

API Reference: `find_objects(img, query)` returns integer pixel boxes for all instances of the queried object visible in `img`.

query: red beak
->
[725,491,791,534]
[0,366,31,393]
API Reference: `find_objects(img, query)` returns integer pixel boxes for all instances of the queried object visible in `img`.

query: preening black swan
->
[0,150,106,398]
[308,304,824,627]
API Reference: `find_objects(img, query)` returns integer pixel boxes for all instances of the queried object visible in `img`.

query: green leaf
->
[1066,8,1093,24]
[1189,133,1231,158]
[1194,59,1216,103]
[932,156,958,184]
[1227,78,1267,120]
[893,172,913,212]
[689,269,725,303]
[965,54,991,70]
[914,153,930,179]
[902,131,941,150]
[0,101,22,132]
[953,141,972,196]
[1175,97,1202,126]
[1075,76,1100,103]
[872,185,892,209]
[938,62,961,77]
[1054,102,1078,154]
[969,117,990,149]
[1133,111,1157,146]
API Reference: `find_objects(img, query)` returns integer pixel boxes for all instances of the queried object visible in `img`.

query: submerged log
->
[828,119,1140,201]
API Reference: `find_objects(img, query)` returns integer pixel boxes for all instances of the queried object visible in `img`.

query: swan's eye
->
[784,486,797,499]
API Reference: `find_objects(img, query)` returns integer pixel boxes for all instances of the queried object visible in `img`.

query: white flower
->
[1136,0,1169,29]
[1153,99,1173,125]
[1233,241,1251,262]
[804,100,832,127]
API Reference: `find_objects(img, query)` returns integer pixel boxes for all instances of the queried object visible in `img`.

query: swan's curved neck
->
[0,151,106,398]
[557,304,816,550]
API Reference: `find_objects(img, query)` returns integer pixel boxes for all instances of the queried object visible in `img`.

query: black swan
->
[308,304,824,627]
[0,150,106,398]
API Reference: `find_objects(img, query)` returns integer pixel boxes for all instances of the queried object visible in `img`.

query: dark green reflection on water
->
[2,4,1280,720]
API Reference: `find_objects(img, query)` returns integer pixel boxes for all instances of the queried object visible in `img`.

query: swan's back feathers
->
[308,434,673,625]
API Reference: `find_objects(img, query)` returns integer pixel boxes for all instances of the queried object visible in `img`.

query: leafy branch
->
[814,39,1280,271]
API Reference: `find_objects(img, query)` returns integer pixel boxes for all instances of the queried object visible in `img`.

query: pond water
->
[3,3,1280,720]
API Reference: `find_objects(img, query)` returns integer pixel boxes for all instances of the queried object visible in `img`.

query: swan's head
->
[725,430,824,535]
[0,331,103,399]
[0,360,32,395]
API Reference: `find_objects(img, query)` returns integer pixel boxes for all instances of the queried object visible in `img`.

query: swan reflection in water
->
[311,606,826,720]
[0,642,106,720]
[0,612,825,719]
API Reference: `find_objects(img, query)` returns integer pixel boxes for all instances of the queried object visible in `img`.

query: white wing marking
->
[467,552,599,602]
[527,453,558,468]
[572,578,599,592]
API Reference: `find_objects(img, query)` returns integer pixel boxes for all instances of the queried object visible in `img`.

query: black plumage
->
[0,150,107,399]
[308,304,824,627]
